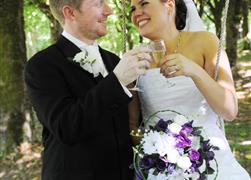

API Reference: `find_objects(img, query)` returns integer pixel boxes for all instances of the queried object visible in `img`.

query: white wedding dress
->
[137,69,251,180]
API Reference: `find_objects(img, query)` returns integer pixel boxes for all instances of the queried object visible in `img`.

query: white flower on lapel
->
[73,49,100,77]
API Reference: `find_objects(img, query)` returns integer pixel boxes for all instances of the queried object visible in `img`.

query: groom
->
[24,0,150,180]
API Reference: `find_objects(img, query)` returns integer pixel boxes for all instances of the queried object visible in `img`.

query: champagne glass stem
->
[129,76,143,92]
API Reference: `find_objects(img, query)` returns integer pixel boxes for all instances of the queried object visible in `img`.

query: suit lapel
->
[56,35,81,61]
[99,47,115,73]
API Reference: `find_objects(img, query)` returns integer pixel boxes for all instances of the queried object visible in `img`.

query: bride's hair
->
[161,0,187,30]
[175,0,187,30]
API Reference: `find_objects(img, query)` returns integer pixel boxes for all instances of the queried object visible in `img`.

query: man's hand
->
[113,46,151,86]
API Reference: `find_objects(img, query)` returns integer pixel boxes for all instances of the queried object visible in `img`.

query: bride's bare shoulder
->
[194,32,218,43]
[181,31,218,49]
[185,31,217,40]
[187,31,219,50]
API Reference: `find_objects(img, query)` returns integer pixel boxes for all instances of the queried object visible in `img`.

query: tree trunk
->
[226,0,242,67]
[50,19,62,43]
[195,0,205,17]
[0,0,27,154]
[36,2,62,43]
[207,0,225,37]
[242,0,250,50]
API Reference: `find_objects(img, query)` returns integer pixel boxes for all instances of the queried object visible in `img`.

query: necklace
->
[173,31,181,54]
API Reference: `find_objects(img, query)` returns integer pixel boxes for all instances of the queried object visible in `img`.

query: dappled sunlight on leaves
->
[0,142,43,180]
[16,142,42,165]
[246,154,251,160]
[240,140,251,145]
[0,172,6,178]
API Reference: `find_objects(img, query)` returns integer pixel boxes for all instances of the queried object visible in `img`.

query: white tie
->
[80,45,108,77]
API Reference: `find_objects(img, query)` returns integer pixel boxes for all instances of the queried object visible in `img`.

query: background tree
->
[98,0,140,55]
[226,0,243,67]
[26,0,62,43]
[242,0,250,50]
[0,0,28,155]
[205,0,225,36]
[194,0,205,17]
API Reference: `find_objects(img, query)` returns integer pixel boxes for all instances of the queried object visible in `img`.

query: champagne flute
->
[149,39,175,87]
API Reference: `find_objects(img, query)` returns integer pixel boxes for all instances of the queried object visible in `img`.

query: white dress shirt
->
[62,30,132,97]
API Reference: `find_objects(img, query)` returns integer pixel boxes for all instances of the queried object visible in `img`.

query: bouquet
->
[131,110,219,180]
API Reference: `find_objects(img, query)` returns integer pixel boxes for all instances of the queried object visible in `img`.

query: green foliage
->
[24,2,50,58]
[225,121,251,174]
[98,0,140,55]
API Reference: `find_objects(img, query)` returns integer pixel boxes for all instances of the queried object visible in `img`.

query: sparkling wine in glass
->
[149,40,166,68]
[149,39,175,87]
[151,50,166,68]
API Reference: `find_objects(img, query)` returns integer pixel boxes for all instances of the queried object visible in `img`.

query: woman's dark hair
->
[175,0,187,30]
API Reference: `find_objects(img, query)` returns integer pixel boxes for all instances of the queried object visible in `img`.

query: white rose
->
[177,156,192,170]
[166,149,180,164]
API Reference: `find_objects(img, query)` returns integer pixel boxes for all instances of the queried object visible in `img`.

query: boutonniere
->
[72,49,100,77]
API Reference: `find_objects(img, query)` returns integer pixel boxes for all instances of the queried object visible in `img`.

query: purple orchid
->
[181,122,193,135]
[175,132,192,148]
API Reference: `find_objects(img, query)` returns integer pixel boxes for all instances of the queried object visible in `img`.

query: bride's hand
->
[159,53,200,78]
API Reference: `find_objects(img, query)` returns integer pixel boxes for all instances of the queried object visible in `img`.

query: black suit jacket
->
[25,36,134,180]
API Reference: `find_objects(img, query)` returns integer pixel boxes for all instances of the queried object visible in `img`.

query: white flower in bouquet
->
[157,134,176,156]
[142,131,162,155]
[166,148,180,164]
[132,110,219,180]
[167,169,184,180]
[147,169,167,180]
[177,155,192,170]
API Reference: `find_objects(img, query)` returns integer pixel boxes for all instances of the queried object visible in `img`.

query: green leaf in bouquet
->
[206,166,215,174]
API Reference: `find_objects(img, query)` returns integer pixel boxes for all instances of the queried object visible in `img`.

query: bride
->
[128,0,251,179]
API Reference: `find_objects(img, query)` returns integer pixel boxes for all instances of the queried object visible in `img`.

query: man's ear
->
[62,5,75,21]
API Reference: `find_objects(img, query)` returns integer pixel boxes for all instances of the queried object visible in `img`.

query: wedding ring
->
[166,65,180,75]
